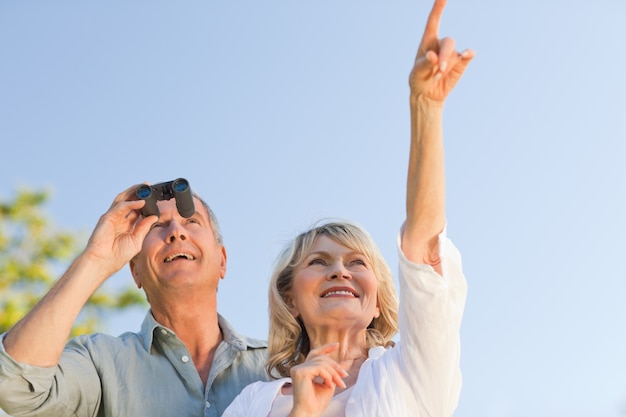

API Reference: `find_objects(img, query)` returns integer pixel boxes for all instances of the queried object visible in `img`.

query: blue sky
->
[1,1,625,416]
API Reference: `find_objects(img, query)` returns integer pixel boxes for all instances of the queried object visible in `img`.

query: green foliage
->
[0,188,147,336]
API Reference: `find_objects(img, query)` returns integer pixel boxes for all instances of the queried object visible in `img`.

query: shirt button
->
[205,402,211,408]
[181,355,190,363]
[160,329,168,335]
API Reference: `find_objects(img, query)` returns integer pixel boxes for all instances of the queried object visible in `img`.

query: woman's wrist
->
[410,93,445,112]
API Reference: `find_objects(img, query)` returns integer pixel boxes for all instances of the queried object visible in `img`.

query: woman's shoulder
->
[241,377,290,397]
[224,378,290,416]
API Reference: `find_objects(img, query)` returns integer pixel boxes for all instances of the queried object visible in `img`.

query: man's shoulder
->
[217,314,268,351]
[241,335,268,350]
[66,330,144,353]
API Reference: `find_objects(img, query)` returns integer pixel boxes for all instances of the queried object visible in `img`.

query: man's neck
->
[151,300,223,387]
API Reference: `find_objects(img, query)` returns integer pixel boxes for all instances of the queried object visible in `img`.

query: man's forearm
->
[3,254,108,366]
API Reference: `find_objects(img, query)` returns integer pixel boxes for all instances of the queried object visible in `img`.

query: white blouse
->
[268,386,354,417]
[223,227,467,417]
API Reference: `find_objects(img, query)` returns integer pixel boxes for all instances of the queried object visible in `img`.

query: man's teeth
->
[165,253,195,262]
[323,290,355,297]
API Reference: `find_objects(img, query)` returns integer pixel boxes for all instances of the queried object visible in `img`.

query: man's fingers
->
[110,183,144,209]
[133,212,157,236]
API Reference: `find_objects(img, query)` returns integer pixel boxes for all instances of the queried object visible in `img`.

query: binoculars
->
[135,178,195,218]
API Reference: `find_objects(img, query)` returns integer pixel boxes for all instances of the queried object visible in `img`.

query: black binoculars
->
[135,178,195,218]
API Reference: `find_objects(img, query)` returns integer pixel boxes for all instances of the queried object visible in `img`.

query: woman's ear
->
[286,294,299,317]
[374,305,380,319]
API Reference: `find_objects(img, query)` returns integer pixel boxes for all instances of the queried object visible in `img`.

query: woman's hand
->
[409,0,474,104]
[403,0,474,266]
[288,343,348,417]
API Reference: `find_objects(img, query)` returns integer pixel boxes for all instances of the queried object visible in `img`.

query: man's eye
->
[150,223,164,230]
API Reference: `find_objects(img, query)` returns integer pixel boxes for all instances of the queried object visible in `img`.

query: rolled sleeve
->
[0,333,58,414]
[396,225,468,416]
[0,333,104,416]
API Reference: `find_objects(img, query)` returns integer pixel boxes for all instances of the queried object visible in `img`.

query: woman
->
[223,0,473,415]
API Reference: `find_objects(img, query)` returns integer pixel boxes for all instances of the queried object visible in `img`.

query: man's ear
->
[129,259,142,289]
[219,245,227,280]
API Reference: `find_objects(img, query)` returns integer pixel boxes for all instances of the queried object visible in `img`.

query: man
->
[0,183,269,417]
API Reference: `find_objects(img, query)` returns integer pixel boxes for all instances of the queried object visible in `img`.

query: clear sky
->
[1,1,625,416]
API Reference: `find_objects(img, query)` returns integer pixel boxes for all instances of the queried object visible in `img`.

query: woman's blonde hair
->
[267,220,399,378]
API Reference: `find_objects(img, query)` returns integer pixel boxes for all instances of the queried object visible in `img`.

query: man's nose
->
[167,221,187,242]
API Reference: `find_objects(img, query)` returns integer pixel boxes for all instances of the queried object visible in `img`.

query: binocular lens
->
[136,185,152,199]
[172,179,190,193]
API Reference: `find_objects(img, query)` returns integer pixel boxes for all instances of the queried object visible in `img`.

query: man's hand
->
[83,184,157,278]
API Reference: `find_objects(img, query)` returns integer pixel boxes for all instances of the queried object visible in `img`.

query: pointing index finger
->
[421,0,447,45]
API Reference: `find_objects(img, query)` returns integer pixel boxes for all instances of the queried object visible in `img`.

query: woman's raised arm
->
[402,0,474,273]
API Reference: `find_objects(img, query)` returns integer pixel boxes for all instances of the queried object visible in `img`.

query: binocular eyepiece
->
[135,178,195,218]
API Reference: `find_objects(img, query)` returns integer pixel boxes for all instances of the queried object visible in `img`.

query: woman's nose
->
[327,262,351,280]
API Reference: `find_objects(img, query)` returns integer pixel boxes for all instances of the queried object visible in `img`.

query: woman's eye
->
[308,258,325,266]
[150,223,164,230]
[351,258,367,267]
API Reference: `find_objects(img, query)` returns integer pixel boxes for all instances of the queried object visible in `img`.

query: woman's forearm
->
[402,95,446,271]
